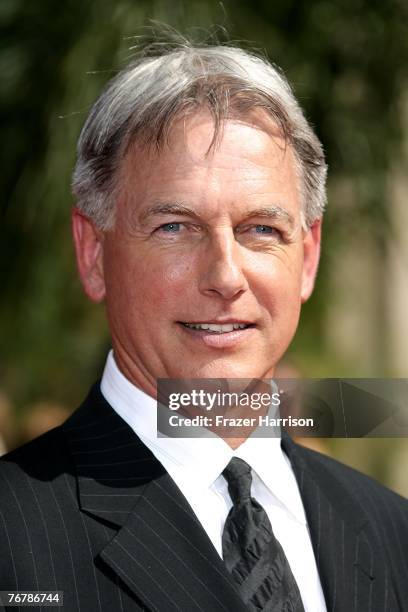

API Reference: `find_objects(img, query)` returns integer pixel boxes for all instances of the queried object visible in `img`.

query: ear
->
[301,219,322,303]
[71,207,106,302]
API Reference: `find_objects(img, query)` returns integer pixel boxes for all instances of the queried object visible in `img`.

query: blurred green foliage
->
[1,0,408,413]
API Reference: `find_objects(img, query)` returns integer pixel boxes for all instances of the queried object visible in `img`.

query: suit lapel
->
[100,470,248,611]
[282,435,395,612]
[64,385,247,611]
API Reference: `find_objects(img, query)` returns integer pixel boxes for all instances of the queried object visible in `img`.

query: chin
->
[178,359,275,381]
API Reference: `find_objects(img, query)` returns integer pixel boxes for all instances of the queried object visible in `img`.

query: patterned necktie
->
[222,457,305,612]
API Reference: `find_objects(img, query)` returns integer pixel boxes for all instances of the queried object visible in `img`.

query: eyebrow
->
[241,206,295,229]
[139,202,198,224]
[139,201,296,229]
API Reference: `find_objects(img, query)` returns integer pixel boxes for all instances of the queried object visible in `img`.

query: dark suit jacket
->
[0,383,407,611]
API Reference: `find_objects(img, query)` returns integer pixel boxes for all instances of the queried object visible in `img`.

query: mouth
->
[180,322,254,334]
[178,320,256,349]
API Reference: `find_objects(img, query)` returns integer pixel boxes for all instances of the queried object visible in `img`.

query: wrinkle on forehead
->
[116,110,301,231]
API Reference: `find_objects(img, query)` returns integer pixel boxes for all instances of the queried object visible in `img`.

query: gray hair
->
[72,44,327,229]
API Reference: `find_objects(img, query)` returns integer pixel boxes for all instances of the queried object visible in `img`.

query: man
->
[0,42,407,612]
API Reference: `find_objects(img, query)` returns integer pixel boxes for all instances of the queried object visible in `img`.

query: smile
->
[181,322,251,333]
[179,321,256,349]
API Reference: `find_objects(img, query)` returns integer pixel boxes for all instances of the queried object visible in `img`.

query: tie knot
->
[223,457,252,505]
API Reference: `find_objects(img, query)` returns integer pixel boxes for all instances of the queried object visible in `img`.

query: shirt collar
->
[234,436,307,524]
[101,350,306,524]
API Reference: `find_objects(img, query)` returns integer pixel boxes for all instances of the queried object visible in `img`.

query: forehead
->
[117,110,301,216]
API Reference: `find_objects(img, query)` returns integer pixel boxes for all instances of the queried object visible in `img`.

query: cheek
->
[250,251,304,312]
[258,284,302,326]
[159,257,195,286]
[118,251,197,311]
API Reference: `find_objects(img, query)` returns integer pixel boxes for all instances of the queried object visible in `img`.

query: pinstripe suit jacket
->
[0,383,407,612]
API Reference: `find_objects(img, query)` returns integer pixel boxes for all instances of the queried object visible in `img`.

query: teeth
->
[210,324,233,332]
[184,323,248,333]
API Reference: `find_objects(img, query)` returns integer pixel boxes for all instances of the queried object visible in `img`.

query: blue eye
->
[160,223,181,232]
[255,225,274,234]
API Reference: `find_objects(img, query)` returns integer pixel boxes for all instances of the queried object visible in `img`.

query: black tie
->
[222,457,305,612]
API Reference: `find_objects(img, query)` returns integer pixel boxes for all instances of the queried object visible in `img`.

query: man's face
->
[73,111,321,396]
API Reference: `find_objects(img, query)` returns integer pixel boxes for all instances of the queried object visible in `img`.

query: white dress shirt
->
[101,351,327,612]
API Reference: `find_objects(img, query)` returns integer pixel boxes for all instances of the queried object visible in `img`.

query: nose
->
[198,229,249,300]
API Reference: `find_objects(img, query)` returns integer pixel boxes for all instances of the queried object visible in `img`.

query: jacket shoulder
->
[294,442,408,522]
[0,425,72,499]
[0,382,106,487]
